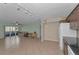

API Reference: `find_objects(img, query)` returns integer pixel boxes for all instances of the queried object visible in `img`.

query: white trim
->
[44,39,59,42]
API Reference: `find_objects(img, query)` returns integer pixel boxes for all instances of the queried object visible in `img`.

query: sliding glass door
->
[4,25,19,37]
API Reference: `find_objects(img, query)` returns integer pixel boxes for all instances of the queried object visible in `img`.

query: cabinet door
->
[76,10,79,30]
[70,5,79,30]
[70,12,79,29]
[70,14,77,30]
[44,22,59,41]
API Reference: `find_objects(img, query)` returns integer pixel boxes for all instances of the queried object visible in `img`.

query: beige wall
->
[43,22,59,41]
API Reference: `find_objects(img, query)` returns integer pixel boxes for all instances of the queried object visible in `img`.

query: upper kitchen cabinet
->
[67,4,79,22]
[66,4,79,30]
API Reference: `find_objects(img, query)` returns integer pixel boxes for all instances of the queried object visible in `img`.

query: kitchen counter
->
[63,37,79,55]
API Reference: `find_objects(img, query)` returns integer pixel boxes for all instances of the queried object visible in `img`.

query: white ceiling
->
[0,3,78,24]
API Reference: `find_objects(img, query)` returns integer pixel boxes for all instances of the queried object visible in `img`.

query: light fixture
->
[15,21,19,25]
[15,21,23,27]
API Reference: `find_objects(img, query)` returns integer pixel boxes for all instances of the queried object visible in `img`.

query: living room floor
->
[0,36,63,55]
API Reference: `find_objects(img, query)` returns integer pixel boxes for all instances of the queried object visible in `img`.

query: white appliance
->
[59,23,76,50]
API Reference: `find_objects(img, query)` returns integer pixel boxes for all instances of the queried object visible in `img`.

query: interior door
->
[44,22,59,41]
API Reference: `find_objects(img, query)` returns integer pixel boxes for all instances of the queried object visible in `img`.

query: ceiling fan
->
[15,21,23,27]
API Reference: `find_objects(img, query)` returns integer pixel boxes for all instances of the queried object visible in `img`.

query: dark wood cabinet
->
[64,4,79,55]
[66,4,79,30]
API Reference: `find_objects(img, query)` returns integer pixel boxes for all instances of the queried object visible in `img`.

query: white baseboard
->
[44,39,59,42]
